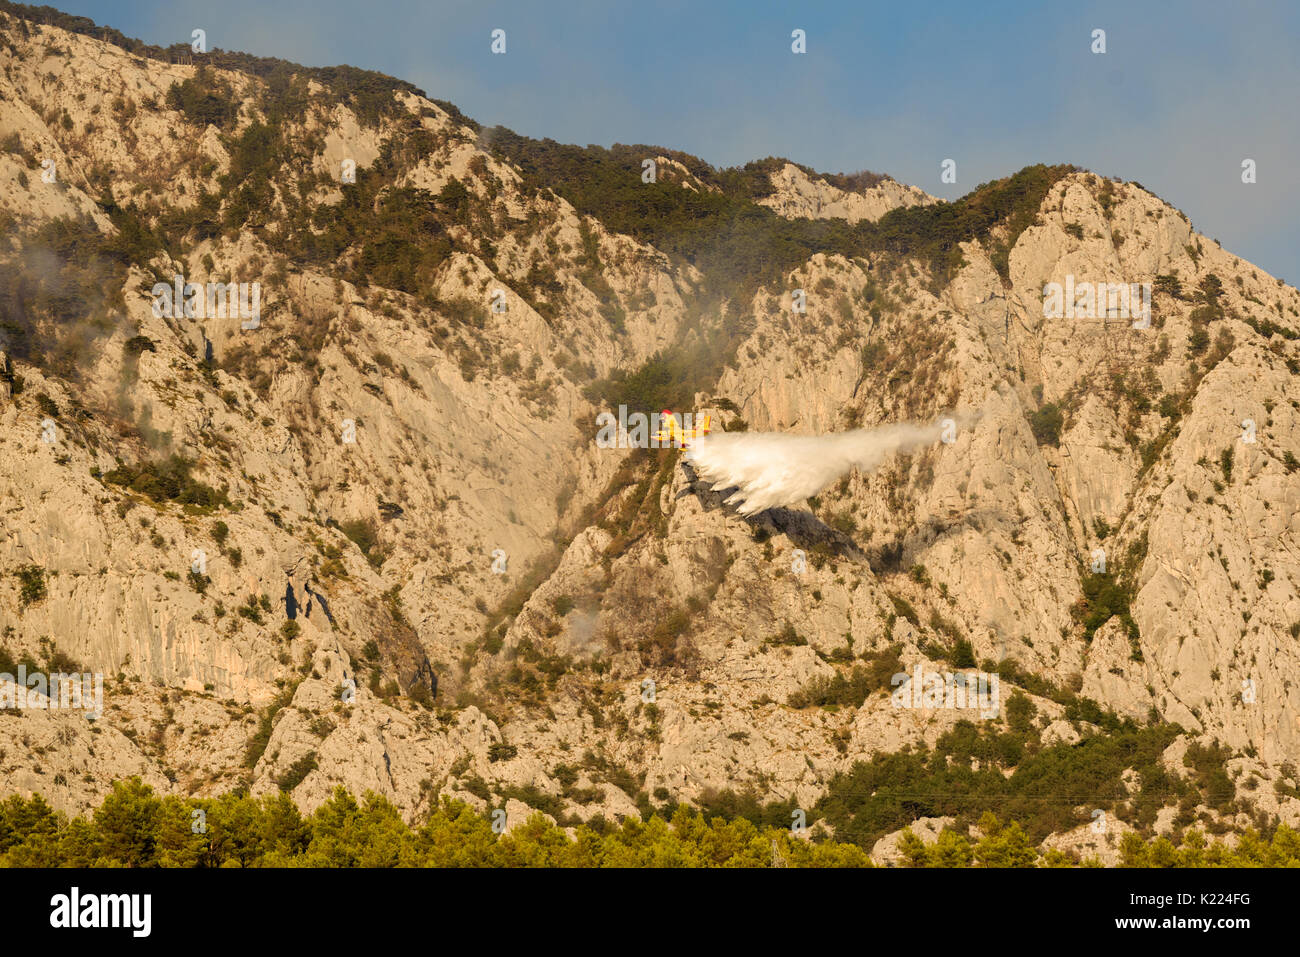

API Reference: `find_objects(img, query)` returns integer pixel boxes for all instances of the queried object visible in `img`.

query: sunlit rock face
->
[1,11,1298,852]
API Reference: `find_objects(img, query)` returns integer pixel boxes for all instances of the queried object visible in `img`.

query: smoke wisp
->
[685,414,975,516]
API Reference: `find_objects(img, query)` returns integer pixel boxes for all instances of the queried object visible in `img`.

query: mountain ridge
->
[2,3,1299,863]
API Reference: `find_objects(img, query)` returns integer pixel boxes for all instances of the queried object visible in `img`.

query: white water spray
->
[685,414,975,516]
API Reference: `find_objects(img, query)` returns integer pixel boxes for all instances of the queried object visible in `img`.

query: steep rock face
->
[712,172,1300,766]
[2,11,1299,851]
[0,13,700,813]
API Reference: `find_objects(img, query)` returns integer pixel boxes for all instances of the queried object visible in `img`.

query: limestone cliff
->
[1,6,1298,859]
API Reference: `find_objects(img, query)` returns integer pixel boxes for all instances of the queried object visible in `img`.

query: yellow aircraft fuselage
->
[652,409,712,448]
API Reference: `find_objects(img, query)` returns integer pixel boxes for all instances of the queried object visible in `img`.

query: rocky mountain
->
[2,3,1299,861]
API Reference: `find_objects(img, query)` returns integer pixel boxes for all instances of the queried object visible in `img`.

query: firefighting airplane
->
[651,410,712,448]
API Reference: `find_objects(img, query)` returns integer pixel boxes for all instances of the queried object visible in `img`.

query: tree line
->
[1,778,1294,867]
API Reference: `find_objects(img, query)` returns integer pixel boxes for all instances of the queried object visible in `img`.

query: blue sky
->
[56,0,1300,282]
